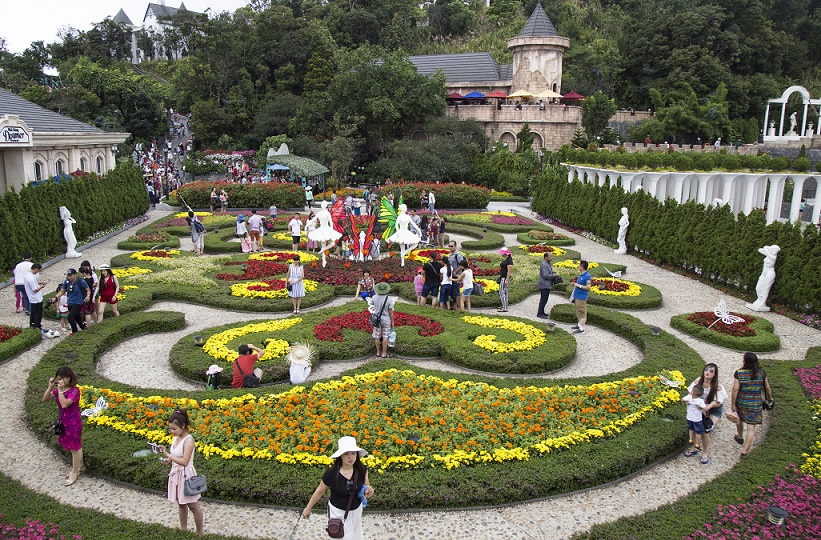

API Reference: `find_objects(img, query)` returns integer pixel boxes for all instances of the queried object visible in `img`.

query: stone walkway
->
[0,203,816,539]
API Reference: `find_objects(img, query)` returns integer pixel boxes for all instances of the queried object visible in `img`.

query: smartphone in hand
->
[147,442,161,454]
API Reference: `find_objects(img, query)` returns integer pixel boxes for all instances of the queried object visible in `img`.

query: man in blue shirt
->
[572,260,592,335]
[53,269,90,334]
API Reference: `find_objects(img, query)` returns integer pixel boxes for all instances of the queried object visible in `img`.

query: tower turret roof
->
[518,3,561,38]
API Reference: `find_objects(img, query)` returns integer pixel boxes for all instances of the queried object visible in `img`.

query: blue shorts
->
[421,282,440,298]
[439,284,452,304]
[450,283,461,300]
[462,288,473,297]
[359,291,374,300]
[687,419,705,434]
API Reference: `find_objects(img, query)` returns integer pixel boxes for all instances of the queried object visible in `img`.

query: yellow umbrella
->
[535,90,563,99]
[507,90,534,98]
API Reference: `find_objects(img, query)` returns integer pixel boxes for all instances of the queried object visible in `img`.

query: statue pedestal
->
[613,248,627,255]
[745,301,771,312]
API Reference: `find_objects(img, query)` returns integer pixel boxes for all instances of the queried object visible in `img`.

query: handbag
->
[369,297,388,328]
[183,471,207,496]
[326,472,357,538]
[552,275,563,285]
[51,418,63,435]
[287,281,293,291]
[702,413,714,432]
[234,360,260,388]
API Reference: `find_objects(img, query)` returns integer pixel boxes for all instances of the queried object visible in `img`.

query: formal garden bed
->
[516,229,576,246]
[25,306,703,509]
[0,325,41,365]
[670,311,781,352]
[170,302,576,381]
[445,211,551,233]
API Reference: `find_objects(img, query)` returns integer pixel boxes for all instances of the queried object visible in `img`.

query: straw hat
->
[330,436,368,458]
[287,342,315,366]
[374,282,391,295]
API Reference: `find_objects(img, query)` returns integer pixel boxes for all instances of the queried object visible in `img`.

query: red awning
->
[562,91,586,100]
[485,91,508,98]
[447,92,463,99]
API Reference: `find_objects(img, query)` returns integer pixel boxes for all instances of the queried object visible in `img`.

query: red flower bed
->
[491,215,536,226]
[216,260,289,281]
[303,258,417,286]
[142,250,172,258]
[314,310,444,341]
[687,311,757,337]
[247,280,287,292]
[130,232,170,243]
[523,245,562,254]
[0,325,22,343]
[526,230,568,241]
[471,255,492,263]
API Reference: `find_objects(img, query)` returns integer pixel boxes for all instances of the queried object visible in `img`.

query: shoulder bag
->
[762,373,774,410]
[552,275,563,285]
[369,297,388,328]
[183,470,207,496]
[51,406,63,435]
[326,471,357,539]
[234,359,260,388]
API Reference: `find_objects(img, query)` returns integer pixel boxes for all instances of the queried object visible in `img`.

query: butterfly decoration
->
[658,374,682,388]
[329,198,347,235]
[81,396,109,417]
[379,197,399,239]
[349,209,376,259]
[602,265,623,285]
[709,298,745,328]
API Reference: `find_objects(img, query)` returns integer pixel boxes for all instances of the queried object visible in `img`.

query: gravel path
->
[0,203,815,539]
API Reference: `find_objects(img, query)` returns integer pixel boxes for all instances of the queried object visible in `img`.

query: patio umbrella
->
[463,91,486,99]
[535,90,563,99]
[485,91,509,98]
[447,92,463,99]
[562,91,586,101]
[507,90,534,98]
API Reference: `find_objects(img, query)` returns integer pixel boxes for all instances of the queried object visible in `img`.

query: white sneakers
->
[42,329,60,339]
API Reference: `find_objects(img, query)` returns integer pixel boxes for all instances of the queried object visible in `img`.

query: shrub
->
[176,181,306,209]
[0,327,40,365]
[670,313,780,351]
[373,182,491,209]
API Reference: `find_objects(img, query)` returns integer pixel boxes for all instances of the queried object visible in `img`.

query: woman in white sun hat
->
[287,342,314,385]
[302,436,374,539]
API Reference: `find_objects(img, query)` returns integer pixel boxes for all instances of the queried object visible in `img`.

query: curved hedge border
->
[670,313,780,352]
[0,327,41,365]
[177,180,307,209]
[585,280,663,310]
[26,306,703,510]
[516,231,576,246]
[446,222,506,250]
[571,348,820,539]
[447,214,551,233]
[116,236,182,251]
[170,302,576,381]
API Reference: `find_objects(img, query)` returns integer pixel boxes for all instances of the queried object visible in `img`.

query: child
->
[370,237,381,261]
[241,232,251,253]
[57,293,69,333]
[413,267,424,302]
[682,384,709,463]
[340,236,351,259]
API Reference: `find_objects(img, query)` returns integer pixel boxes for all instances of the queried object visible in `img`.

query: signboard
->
[1,125,31,145]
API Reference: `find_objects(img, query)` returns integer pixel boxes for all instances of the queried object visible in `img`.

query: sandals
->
[700,456,710,465]
[734,435,744,445]
[684,447,699,457]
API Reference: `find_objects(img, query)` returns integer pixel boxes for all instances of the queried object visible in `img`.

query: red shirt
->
[231,353,258,388]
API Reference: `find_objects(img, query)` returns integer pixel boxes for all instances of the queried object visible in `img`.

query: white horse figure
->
[59,206,82,258]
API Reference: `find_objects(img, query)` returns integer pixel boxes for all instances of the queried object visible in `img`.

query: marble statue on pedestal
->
[614,207,629,255]
[789,112,798,134]
[59,206,82,258]
[746,245,780,312]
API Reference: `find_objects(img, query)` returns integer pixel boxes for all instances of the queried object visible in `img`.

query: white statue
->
[614,207,629,255]
[712,198,724,207]
[789,112,798,134]
[358,231,366,262]
[59,206,82,258]
[386,204,422,267]
[746,245,780,312]
[306,200,342,267]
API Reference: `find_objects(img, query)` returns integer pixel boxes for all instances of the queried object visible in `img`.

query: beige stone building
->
[0,88,129,193]
[409,5,648,150]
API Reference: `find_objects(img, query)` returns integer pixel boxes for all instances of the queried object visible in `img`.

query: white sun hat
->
[330,436,368,459]
[287,342,315,366]
[205,364,223,375]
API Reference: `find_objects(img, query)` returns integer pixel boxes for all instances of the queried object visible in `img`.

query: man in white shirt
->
[24,264,56,338]
[288,214,303,251]
[13,253,33,314]
[247,210,264,252]
[428,190,436,211]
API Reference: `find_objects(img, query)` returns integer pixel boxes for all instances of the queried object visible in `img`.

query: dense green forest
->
[2,0,820,180]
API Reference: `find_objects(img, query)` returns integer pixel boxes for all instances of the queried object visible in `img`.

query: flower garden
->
[14,202,821,540]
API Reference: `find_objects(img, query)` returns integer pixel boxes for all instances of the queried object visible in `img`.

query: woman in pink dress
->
[159,409,204,535]
[93,265,120,321]
[42,366,85,486]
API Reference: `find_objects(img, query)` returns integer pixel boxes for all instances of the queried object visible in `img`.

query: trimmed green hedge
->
[516,230,576,246]
[447,222,505,250]
[177,180,307,209]
[26,306,703,510]
[116,236,181,251]
[586,280,663,310]
[0,164,148,272]
[670,313,781,352]
[447,214,551,233]
[571,348,821,539]
[0,327,41,364]
[373,182,491,209]
[0,471,244,540]
[170,302,577,381]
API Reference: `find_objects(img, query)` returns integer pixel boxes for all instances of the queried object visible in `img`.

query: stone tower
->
[507,4,570,95]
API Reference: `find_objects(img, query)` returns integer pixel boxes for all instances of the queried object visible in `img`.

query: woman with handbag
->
[731,352,773,458]
[288,254,305,314]
[159,409,204,536]
[302,437,374,540]
[42,366,85,486]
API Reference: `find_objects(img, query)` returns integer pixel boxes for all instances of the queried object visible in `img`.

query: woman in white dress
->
[307,201,342,267]
[288,255,305,314]
[386,204,421,267]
